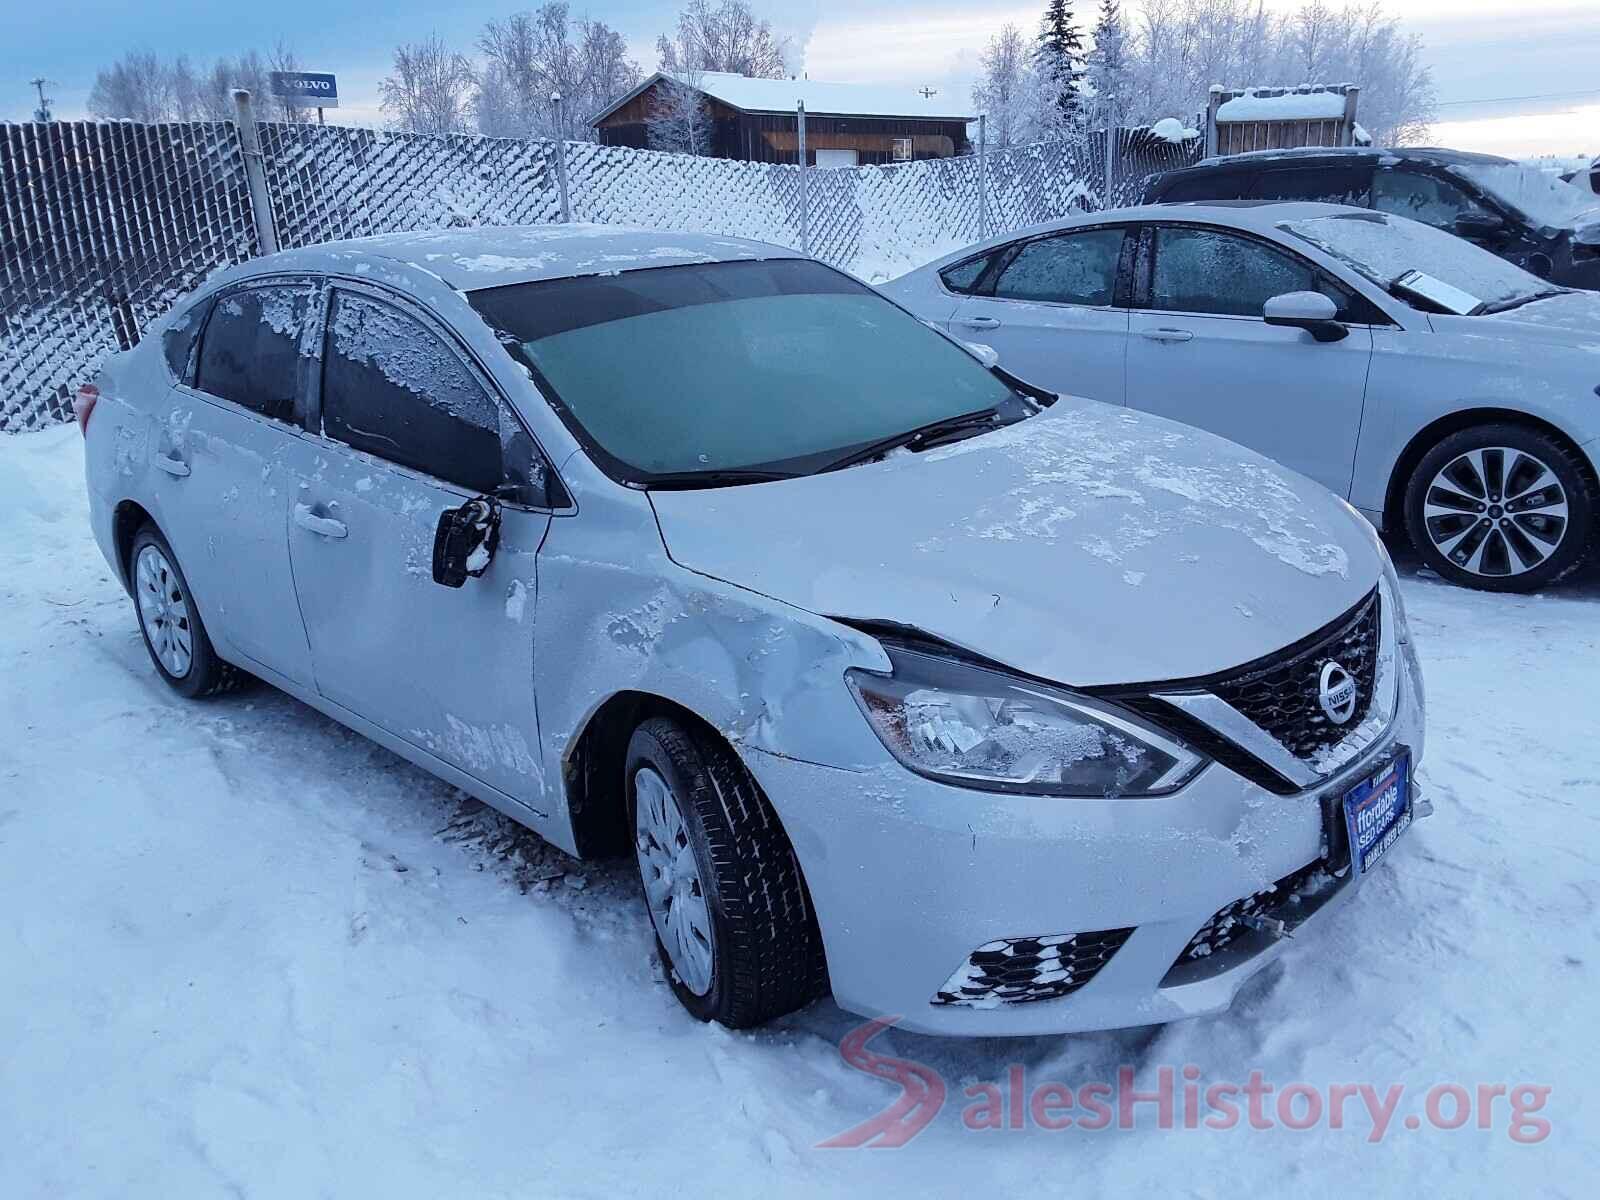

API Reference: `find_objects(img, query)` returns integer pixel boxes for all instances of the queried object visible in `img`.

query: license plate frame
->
[1341,748,1413,877]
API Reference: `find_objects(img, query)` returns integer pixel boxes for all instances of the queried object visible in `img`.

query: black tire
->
[1403,424,1594,593]
[625,716,826,1028]
[128,524,247,698]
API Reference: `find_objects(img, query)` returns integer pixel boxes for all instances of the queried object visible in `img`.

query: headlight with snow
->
[846,644,1206,797]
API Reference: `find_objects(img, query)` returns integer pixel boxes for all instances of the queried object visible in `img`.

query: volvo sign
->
[269,71,339,109]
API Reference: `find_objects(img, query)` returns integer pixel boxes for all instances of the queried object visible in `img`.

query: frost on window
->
[330,294,494,426]
[1150,227,1316,318]
[991,229,1123,306]
[1371,169,1488,231]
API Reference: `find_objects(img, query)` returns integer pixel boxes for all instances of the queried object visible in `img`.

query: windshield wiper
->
[1477,289,1567,315]
[638,468,802,491]
[818,407,1004,474]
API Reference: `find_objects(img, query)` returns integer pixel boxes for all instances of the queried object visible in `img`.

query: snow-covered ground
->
[2,421,1597,1197]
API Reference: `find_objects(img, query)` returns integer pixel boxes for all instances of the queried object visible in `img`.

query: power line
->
[1435,86,1600,109]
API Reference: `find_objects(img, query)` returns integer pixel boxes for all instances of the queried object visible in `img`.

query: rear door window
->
[989,228,1126,306]
[320,291,506,495]
[1155,173,1253,202]
[194,285,313,422]
[1249,165,1373,206]
[939,254,994,294]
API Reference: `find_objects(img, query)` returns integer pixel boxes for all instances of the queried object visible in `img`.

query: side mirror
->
[1263,291,1348,343]
[1454,211,1507,242]
[432,497,501,588]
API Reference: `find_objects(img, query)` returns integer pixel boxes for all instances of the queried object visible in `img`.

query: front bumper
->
[745,633,1425,1037]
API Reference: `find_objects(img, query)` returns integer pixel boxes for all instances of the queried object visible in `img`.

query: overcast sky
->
[6,0,1598,157]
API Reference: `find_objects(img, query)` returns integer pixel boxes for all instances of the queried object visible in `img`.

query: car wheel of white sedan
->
[128,524,247,698]
[626,716,827,1028]
[1405,425,1594,592]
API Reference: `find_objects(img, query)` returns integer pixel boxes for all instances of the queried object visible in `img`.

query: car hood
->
[649,398,1380,688]
[1473,290,1600,346]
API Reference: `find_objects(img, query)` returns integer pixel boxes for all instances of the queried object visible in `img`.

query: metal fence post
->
[796,101,809,255]
[232,89,279,255]
[552,91,572,222]
[977,114,988,238]
[1104,123,1118,209]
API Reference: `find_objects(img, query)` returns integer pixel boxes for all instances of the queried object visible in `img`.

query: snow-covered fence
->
[2,116,1201,433]
[1,121,259,432]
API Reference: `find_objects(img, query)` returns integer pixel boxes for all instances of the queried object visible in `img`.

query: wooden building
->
[1205,84,1364,158]
[591,72,973,166]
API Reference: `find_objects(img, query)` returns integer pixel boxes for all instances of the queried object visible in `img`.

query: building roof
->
[239,225,797,292]
[591,71,974,126]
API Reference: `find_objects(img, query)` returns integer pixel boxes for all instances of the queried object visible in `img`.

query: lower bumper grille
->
[1161,858,1348,987]
[933,927,1134,1008]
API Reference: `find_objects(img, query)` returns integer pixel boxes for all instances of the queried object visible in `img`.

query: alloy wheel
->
[634,766,714,996]
[135,544,195,678]
[1422,446,1569,578]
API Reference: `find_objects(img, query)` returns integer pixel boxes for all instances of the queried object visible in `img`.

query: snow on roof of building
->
[592,71,974,125]
[1215,88,1349,123]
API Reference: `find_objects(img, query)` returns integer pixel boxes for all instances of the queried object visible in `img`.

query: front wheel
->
[1404,425,1594,592]
[626,717,826,1028]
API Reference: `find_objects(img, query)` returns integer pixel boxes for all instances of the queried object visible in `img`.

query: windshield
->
[1281,212,1552,312]
[467,259,1017,482]
[1451,162,1600,231]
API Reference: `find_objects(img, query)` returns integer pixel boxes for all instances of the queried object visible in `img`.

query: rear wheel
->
[129,525,244,698]
[1404,425,1593,592]
[626,716,826,1028]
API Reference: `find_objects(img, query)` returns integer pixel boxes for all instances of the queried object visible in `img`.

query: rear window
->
[194,285,313,422]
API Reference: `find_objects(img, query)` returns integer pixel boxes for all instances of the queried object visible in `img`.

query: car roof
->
[1185,145,1514,171]
[238,224,801,292]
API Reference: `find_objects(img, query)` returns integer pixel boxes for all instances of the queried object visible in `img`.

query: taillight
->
[74,384,99,435]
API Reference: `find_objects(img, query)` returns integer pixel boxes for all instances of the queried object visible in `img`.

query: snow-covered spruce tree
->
[646,71,712,155]
[1084,0,1132,127]
[1036,0,1085,128]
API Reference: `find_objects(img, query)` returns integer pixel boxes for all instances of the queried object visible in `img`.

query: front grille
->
[1161,858,1348,987]
[1212,590,1381,760]
[932,927,1134,1008]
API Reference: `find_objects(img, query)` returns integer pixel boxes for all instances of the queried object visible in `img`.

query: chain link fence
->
[3,115,1201,433]
[1,121,259,432]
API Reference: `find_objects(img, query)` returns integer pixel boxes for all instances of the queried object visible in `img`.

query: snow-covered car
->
[1143,147,1600,290]
[77,226,1425,1035]
[882,202,1600,592]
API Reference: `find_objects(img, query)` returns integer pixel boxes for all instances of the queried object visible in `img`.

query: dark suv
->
[1144,147,1600,289]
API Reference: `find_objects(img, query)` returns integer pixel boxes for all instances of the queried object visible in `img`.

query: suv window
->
[1149,226,1351,319]
[321,291,506,495]
[1249,165,1372,206]
[1372,168,1493,230]
[1155,173,1252,202]
[194,285,313,421]
[989,228,1125,306]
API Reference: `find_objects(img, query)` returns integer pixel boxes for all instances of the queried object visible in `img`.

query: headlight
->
[846,644,1206,797]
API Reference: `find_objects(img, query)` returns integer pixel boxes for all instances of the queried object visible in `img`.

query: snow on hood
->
[650,398,1379,688]
[1479,290,1600,350]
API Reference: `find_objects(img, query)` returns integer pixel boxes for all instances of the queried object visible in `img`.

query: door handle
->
[957,316,1001,330]
[154,453,190,477]
[1141,328,1195,343]
[293,503,347,539]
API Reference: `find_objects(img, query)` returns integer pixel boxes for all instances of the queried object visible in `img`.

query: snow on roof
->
[593,71,973,124]
[1216,89,1349,123]
[248,225,796,291]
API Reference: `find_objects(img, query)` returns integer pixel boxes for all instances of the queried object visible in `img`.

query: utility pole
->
[30,77,54,123]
